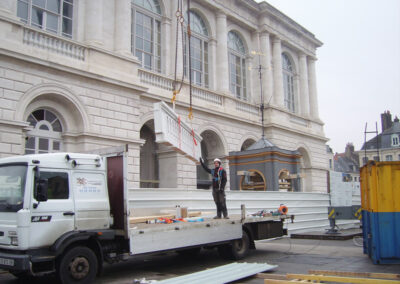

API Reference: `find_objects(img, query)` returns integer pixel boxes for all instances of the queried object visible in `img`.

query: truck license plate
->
[0,257,14,266]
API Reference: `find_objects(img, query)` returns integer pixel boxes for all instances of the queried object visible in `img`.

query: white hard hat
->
[213,158,222,164]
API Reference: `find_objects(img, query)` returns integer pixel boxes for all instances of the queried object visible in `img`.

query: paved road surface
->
[1,237,399,283]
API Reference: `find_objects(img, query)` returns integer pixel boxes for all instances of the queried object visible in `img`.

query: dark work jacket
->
[200,160,227,191]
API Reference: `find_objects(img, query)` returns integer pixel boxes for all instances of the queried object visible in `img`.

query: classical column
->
[272,37,284,107]
[250,32,260,103]
[85,0,103,46]
[158,149,178,188]
[162,17,172,75]
[0,0,17,18]
[308,58,320,119]
[114,0,131,56]
[246,53,253,101]
[299,53,310,116]
[260,31,273,105]
[209,38,217,90]
[216,11,229,94]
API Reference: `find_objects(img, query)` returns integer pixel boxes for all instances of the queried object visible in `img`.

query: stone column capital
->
[259,30,271,37]
[162,16,172,25]
[216,10,227,18]
[272,36,281,44]
[298,52,307,59]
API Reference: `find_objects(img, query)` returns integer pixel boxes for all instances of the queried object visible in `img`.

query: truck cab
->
[0,153,112,280]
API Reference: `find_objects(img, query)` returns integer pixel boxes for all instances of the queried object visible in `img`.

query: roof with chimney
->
[334,143,360,173]
[361,111,400,150]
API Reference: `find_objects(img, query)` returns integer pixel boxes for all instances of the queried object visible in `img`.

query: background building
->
[359,111,400,165]
[0,0,329,192]
[334,143,360,183]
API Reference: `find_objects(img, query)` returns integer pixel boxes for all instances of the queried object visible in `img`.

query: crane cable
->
[171,0,185,109]
[187,0,193,121]
[172,0,194,121]
[171,0,197,153]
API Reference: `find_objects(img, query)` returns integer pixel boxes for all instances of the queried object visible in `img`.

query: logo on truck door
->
[31,216,52,222]
[75,177,102,193]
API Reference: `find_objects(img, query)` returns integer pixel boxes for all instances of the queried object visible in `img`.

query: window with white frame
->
[282,53,295,112]
[228,31,247,100]
[25,109,63,154]
[184,10,209,88]
[131,0,161,72]
[392,134,399,146]
[386,155,393,161]
[17,0,73,38]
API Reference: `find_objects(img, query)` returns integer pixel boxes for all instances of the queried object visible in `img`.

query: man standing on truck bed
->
[200,157,229,219]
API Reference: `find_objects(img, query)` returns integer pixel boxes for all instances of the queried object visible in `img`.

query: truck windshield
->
[0,164,27,212]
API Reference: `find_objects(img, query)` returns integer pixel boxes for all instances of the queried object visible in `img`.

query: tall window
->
[17,0,73,38]
[228,31,247,100]
[392,134,399,146]
[184,11,209,88]
[132,0,161,72]
[282,53,295,112]
[25,109,63,154]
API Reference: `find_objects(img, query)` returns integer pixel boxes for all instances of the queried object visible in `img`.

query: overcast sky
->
[258,0,400,153]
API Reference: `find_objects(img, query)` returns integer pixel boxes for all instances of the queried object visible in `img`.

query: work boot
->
[224,216,229,219]
[213,216,221,219]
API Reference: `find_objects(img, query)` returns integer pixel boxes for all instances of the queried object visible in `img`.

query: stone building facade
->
[0,0,329,192]
[359,111,400,165]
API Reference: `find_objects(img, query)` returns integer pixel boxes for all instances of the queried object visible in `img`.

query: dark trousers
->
[212,190,228,217]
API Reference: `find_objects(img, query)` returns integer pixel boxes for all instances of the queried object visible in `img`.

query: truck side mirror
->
[34,166,48,202]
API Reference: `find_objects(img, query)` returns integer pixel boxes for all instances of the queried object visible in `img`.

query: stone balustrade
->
[236,100,260,115]
[192,86,223,106]
[138,69,174,91]
[23,28,85,61]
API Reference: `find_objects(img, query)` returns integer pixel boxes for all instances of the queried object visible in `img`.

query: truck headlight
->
[10,237,18,246]
[8,231,18,246]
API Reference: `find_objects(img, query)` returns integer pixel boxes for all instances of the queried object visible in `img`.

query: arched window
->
[228,31,247,100]
[282,53,295,112]
[132,0,162,72]
[25,109,63,154]
[184,11,209,88]
[240,169,266,191]
[17,0,74,38]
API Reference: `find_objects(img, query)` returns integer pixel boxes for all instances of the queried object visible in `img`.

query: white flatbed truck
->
[0,153,290,283]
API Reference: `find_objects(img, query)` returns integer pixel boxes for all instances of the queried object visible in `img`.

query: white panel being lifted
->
[153,101,202,163]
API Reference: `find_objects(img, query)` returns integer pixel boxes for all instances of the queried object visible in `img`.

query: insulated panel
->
[153,101,202,163]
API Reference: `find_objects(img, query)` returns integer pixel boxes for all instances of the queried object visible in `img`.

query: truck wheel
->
[230,230,250,260]
[58,246,98,284]
[218,230,250,260]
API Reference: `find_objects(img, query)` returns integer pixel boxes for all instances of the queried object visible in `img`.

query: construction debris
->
[156,262,277,284]
[259,270,400,283]
[129,211,203,224]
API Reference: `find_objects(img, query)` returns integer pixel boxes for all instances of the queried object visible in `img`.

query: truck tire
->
[230,230,250,260]
[218,230,250,260]
[58,246,98,284]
